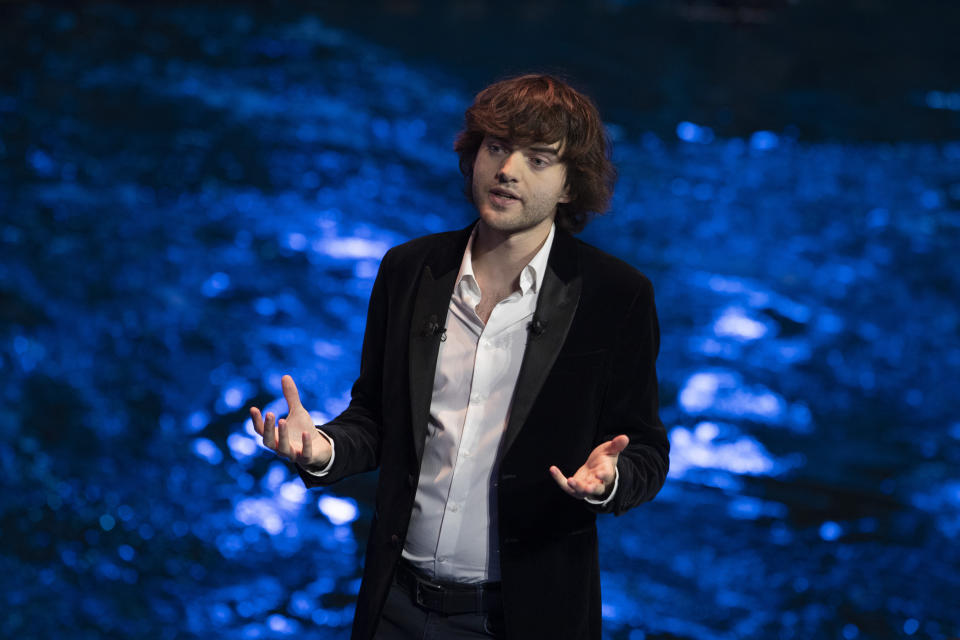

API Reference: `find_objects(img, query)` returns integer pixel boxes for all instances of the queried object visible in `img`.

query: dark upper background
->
[304,0,960,142]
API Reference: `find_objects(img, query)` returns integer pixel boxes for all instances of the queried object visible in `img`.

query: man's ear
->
[558,183,572,204]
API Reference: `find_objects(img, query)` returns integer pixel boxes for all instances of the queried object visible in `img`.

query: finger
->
[281,375,304,412]
[549,466,579,498]
[250,407,264,436]
[570,474,604,497]
[262,412,277,449]
[567,474,588,495]
[276,417,292,457]
[602,434,630,457]
[299,431,313,463]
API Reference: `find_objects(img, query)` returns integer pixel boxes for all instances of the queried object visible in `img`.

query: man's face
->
[471,135,571,235]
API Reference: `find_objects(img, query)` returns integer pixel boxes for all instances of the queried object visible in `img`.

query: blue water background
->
[2,3,959,639]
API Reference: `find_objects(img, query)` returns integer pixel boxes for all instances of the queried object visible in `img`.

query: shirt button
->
[449,503,459,512]
[437,556,447,563]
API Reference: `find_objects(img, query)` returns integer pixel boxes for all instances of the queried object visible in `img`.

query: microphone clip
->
[423,314,447,341]
[527,316,547,337]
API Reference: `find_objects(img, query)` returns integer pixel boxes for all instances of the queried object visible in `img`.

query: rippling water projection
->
[2,3,958,639]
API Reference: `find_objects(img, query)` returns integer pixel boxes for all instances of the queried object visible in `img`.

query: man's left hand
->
[549,434,629,500]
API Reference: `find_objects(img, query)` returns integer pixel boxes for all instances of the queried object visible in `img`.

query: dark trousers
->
[372,581,504,640]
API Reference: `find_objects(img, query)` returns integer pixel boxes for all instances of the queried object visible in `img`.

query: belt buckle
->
[414,579,444,609]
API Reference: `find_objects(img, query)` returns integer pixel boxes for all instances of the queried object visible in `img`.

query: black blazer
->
[298,222,669,639]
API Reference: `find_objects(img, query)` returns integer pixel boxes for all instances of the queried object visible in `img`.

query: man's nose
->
[496,150,524,182]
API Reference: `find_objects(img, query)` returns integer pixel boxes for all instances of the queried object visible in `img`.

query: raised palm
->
[250,375,331,468]
[549,434,628,500]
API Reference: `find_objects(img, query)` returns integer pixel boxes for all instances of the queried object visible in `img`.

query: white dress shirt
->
[305,221,616,584]
[400,223,555,582]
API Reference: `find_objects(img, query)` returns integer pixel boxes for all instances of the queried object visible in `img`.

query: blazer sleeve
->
[295,249,394,488]
[589,277,670,515]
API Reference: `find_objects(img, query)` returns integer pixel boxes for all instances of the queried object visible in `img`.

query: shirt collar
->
[457,222,556,298]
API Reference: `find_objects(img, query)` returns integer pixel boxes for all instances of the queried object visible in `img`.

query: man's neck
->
[471,216,553,294]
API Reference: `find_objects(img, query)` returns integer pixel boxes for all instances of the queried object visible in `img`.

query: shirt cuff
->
[583,465,619,506]
[298,429,335,477]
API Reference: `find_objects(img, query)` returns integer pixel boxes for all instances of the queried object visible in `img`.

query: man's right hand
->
[250,374,332,469]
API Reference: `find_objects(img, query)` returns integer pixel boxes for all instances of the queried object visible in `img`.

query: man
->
[249,74,669,639]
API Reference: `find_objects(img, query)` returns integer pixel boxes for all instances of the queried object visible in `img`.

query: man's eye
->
[531,157,547,167]
[488,143,502,153]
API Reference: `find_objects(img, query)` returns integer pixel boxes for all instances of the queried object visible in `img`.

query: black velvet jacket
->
[297,222,670,639]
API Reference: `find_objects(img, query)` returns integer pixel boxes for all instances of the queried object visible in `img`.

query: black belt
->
[394,559,502,616]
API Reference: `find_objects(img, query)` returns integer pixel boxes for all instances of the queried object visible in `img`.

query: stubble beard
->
[475,188,554,236]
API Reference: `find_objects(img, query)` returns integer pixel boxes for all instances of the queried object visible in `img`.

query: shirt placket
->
[433,292,512,576]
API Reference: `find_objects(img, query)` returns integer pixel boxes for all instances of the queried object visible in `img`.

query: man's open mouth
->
[490,188,521,201]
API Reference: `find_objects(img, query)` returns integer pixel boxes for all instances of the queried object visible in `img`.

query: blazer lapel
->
[500,228,582,459]
[408,224,474,463]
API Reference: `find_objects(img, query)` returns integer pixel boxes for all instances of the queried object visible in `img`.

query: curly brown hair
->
[454,74,616,234]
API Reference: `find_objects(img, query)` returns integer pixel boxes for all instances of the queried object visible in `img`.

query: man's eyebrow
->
[528,145,561,156]
[488,136,562,157]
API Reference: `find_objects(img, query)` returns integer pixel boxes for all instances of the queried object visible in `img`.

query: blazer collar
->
[424,221,476,278]
[408,222,475,463]
[499,226,581,459]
